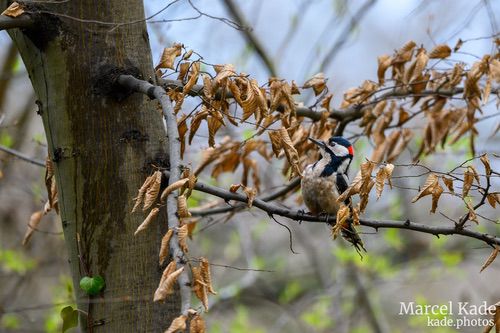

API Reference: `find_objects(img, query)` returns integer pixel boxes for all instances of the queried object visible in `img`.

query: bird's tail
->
[341,221,366,254]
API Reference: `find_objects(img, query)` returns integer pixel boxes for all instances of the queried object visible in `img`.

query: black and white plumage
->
[301,136,365,252]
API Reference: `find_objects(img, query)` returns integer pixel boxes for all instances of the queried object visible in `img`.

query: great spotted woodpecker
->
[301,136,366,252]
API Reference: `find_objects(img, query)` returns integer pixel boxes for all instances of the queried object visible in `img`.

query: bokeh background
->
[1,0,499,332]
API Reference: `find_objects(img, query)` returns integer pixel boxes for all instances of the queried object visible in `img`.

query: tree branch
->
[221,0,277,76]
[0,144,45,167]
[163,170,500,247]
[116,75,191,315]
[0,14,34,31]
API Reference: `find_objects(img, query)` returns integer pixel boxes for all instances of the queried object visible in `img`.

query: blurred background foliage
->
[0,0,499,332]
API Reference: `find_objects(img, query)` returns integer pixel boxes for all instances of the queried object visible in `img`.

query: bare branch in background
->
[221,0,277,76]
[0,144,45,167]
[318,0,378,73]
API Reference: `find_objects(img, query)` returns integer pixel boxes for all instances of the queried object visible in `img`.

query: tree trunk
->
[4,0,179,331]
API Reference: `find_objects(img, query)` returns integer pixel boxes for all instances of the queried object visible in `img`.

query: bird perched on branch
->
[301,136,366,252]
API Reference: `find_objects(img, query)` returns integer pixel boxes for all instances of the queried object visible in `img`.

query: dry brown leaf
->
[214,64,236,85]
[154,266,184,302]
[132,175,154,213]
[159,229,174,266]
[183,62,200,94]
[442,176,454,193]
[22,211,43,246]
[1,2,24,17]
[200,257,217,295]
[190,314,206,333]
[156,43,182,70]
[480,246,499,273]
[332,205,350,239]
[143,171,162,211]
[164,315,187,333]
[161,178,189,203]
[134,208,160,236]
[352,203,360,226]
[178,224,189,253]
[453,38,463,52]
[303,73,326,96]
[229,184,241,193]
[430,183,443,214]
[480,154,491,176]
[243,186,257,208]
[192,266,209,311]
[487,193,498,208]
[429,44,452,59]
[268,130,283,157]
[207,112,224,147]
[412,173,439,203]
[465,200,479,224]
[279,127,302,179]
[462,167,474,198]
[377,54,392,85]
[177,194,191,218]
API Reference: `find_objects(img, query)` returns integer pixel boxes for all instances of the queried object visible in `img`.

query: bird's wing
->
[335,172,351,206]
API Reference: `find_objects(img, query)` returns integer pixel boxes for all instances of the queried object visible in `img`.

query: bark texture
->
[3,0,179,331]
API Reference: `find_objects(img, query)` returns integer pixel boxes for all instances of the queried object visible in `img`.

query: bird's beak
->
[308,137,325,149]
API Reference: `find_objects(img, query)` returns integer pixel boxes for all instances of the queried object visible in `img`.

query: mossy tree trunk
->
[3,0,178,331]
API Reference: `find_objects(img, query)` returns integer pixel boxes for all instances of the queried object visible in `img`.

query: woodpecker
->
[301,136,366,252]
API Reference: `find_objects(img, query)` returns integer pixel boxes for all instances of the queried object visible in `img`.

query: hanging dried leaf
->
[332,205,350,239]
[352,203,360,226]
[243,186,257,208]
[183,62,200,94]
[207,112,224,147]
[375,164,394,199]
[430,183,443,214]
[429,44,452,59]
[134,208,160,236]
[465,200,478,224]
[161,178,189,203]
[178,224,189,253]
[190,314,206,333]
[143,171,162,211]
[200,257,217,295]
[22,211,44,246]
[303,73,326,96]
[268,131,283,157]
[480,246,499,273]
[487,193,499,208]
[214,64,236,85]
[192,266,209,311]
[462,168,474,198]
[155,43,182,70]
[159,229,174,266]
[1,2,24,17]
[377,54,392,85]
[154,266,184,302]
[177,194,191,218]
[412,173,439,203]
[480,154,491,176]
[279,127,302,179]
[442,176,454,193]
[132,175,154,213]
[164,315,187,333]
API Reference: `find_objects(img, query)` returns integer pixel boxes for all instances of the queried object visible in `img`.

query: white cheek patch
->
[332,144,348,156]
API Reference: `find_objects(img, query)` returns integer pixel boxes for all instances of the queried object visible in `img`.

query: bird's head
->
[308,136,354,159]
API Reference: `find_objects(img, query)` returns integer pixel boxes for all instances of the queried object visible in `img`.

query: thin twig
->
[0,144,45,167]
[221,0,277,76]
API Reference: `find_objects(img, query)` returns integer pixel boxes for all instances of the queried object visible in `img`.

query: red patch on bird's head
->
[348,145,354,156]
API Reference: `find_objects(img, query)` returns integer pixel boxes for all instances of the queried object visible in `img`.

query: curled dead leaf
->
[132,175,154,213]
[161,178,189,203]
[480,246,499,273]
[190,314,206,333]
[22,211,44,246]
[134,208,160,236]
[412,173,439,203]
[154,266,184,303]
[159,229,174,266]
[143,171,162,211]
[200,257,217,295]
[178,224,189,253]
[303,73,326,96]
[1,2,24,17]
[429,44,452,59]
[164,315,187,333]
[156,43,182,70]
[243,186,257,208]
